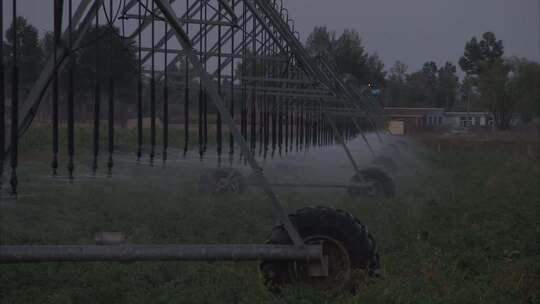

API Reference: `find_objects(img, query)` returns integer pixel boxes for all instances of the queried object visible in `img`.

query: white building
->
[443,112,494,129]
[384,107,497,133]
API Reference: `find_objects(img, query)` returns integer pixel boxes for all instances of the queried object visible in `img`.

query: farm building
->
[443,112,494,129]
[384,107,498,134]
[384,107,445,134]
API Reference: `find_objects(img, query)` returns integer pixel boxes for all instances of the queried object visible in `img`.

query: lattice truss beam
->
[1,0,385,197]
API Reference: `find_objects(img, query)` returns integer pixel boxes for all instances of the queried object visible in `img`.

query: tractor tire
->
[198,168,245,194]
[348,167,396,199]
[381,143,401,156]
[260,206,380,293]
[373,155,399,172]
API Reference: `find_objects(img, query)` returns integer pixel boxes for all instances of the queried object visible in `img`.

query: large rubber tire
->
[395,139,409,149]
[373,155,399,172]
[381,143,402,157]
[260,207,380,292]
[198,168,245,194]
[348,167,396,199]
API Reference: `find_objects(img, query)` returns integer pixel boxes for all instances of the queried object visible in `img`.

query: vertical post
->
[150,0,156,165]
[271,79,277,157]
[259,97,263,156]
[198,0,203,160]
[92,0,100,174]
[311,107,315,147]
[153,0,304,246]
[301,102,305,151]
[52,0,62,177]
[67,0,75,180]
[318,105,323,147]
[323,112,363,178]
[262,28,268,159]
[107,0,114,175]
[228,0,235,163]
[264,98,269,158]
[295,102,299,152]
[136,0,143,162]
[306,103,310,150]
[183,0,190,157]
[0,0,4,190]
[284,101,288,154]
[278,102,283,156]
[162,22,169,164]
[289,100,294,152]
[250,10,256,152]
[10,0,18,195]
[305,106,310,151]
[240,0,247,159]
[202,2,208,154]
[216,1,223,164]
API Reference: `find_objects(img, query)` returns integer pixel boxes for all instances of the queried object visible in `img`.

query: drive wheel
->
[348,167,396,199]
[373,155,399,172]
[198,168,244,193]
[260,207,380,293]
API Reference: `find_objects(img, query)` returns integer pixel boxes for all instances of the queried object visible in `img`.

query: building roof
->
[445,112,492,116]
[384,107,445,117]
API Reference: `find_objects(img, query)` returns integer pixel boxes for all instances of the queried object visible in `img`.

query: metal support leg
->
[153,0,304,247]
[323,112,366,183]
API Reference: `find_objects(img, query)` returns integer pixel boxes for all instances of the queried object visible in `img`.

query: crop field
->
[0,129,539,304]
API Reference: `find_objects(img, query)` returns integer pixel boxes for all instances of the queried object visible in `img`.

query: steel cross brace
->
[153,0,304,247]
[138,1,257,82]
[246,0,368,180]
[251,0,382,168]
[315,56,385,143]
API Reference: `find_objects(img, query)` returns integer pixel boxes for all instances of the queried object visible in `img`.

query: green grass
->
[0,133,539,303]
[17,125,203,161]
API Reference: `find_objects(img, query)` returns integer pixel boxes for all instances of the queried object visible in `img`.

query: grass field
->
[0,129,539,303]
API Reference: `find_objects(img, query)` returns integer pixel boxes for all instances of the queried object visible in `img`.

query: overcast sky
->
[2,0,539,75]
[287,0,539,74]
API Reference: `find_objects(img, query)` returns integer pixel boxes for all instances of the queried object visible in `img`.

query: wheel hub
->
[288,235,352,291]
[366,180,383,197]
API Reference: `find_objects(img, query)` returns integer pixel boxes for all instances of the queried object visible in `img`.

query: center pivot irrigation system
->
[0,0,402,291]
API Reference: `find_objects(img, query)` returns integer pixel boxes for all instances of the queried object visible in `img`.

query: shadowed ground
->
[0,128,538,303]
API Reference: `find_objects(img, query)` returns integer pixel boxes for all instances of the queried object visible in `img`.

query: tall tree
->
[305,26,335,56]
[422,61,438,106]
[365,53,386,88]
[406,71,427,106]
[459,75,481,112]
[459,32,504,76]
[507,57,540,121]
[38,25,138,120]
[332,29,368,83]
[478,59,515,129]
[403,61,439,107]
[75,25,137,95]
[436,62,459,110]
[4,16,44,95]
[385,61,408,106]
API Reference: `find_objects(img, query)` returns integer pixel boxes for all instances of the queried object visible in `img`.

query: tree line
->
[2,17,539,130]
[2,17,141,123]
[305,27,540,129]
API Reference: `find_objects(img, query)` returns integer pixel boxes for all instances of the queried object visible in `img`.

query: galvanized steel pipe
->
[0,244,322,263]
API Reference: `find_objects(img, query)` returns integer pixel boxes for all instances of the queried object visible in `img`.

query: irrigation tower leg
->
[153,0,304,247]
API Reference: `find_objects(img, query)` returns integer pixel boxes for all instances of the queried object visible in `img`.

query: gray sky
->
[287,0,540,74]
[2,0,540,75]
